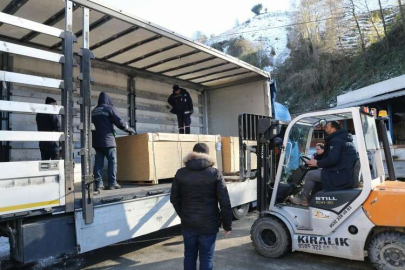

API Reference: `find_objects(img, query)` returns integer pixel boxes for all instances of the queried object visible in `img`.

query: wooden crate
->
[116,133,220,184]
[222,137,257,174]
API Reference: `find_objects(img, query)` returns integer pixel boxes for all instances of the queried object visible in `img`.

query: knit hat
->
[173,85,180,91]
[45,97,57,104]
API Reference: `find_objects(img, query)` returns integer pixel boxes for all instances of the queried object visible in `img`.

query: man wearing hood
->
[92,92,136,191]
[168,85,193,134]
[291,121,358,206]
[170,143,232,270]
[36,97,62,160]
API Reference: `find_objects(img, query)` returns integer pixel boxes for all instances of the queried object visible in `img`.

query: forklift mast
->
[238,113,286,216]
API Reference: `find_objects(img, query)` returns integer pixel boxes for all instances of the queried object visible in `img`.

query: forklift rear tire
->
[250,216,291,258]
[368,231,405,270]
[232,204,249,220]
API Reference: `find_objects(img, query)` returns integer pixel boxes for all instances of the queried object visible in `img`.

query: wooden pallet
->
[118,180,158,185]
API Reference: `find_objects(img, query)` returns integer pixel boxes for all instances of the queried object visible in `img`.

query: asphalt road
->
[1,211,374,270]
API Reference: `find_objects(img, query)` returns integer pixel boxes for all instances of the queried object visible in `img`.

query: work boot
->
[185,127,191,134]
[290,194,309,207]
[94,181,104,192]
[105,183,121,190]
[179,128,185,134]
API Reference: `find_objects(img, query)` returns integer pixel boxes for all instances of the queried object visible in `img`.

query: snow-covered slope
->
[209,11,292,68]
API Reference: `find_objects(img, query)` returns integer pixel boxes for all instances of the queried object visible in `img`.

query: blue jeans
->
[94,147,117,188]
[182,228,217,270]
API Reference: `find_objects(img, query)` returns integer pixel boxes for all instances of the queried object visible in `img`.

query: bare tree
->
[399,0,405,32]
[348,0,367,60]
[378,0,389,48]
[363,0,384,47]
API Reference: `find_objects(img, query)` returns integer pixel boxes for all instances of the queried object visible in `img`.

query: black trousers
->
[40,149,60,160]
[177,113,191,134]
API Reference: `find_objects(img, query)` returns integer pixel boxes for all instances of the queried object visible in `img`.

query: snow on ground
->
[209,11,292,69]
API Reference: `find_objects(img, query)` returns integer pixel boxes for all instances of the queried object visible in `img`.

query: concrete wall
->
[7,55,203,161]
[207,80,271,136]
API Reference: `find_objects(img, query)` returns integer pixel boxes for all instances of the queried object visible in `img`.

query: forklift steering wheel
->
[300,155,311,168]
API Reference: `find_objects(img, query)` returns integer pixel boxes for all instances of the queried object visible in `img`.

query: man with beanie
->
[36,97,62,160]
[168,85,193,134]
[170,143,232,270]
[92,92,136,191]
[291,121,358,206]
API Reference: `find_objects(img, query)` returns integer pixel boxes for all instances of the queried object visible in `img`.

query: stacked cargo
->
[116,134,257,184]
[116,133,220,184]
[222,137,257,174]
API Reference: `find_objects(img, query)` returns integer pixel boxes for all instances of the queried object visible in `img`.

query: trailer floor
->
[74,177,241,208]
[74,182,172,208]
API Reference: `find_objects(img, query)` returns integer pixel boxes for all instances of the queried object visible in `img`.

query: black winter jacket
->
[170,152,232,235]
[168,88,193,115]
[36,113,62,151]
[92,92,129,148]
[317,130,359,191]
[314,152,325,161]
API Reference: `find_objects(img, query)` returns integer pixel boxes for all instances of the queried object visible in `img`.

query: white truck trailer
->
[0,0,273,264]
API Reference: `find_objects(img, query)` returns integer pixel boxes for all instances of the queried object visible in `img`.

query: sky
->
[101,0,292,38]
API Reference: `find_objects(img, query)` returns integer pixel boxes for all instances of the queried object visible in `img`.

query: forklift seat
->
[309,189,361,213]
[352,159,361,188]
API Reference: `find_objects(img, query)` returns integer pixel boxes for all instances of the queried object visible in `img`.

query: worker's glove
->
[184,110,193,115]
[126,127,136,135]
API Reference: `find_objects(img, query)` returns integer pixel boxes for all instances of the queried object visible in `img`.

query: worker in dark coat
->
[92,92,136,191]
[168,85,193,134]
[317,123,358,191]
[291,121,358,206]
[36,97,62,160]
[170,143,232,270]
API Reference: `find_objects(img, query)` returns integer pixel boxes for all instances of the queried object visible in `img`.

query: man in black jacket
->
[291,121,358,206]
[36,97,61,160]
[92,92,135,191]
[170,143,232,270]
[168,85,193,134]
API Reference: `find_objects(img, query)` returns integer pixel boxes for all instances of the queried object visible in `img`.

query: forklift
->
[244,107,405,270]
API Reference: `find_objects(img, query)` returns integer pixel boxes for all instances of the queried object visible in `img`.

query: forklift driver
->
[291,121,358,207]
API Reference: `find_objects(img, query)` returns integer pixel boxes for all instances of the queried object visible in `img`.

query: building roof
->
[336,75,405,108]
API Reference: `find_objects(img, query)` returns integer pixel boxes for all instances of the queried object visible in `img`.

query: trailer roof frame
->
[0,0,270,89]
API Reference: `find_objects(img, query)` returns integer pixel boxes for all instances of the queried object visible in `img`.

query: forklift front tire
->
[250,216,291,258]
[368,231,405,270]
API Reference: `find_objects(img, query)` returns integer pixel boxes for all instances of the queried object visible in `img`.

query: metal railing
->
[0,1,77,216]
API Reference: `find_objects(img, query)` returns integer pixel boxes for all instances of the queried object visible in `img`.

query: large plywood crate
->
[116,133,220,184]
[222,137,257,174]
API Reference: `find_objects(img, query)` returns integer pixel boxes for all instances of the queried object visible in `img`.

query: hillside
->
[274,20,405,114]
[206,3,404,114]
[209,11,292,69]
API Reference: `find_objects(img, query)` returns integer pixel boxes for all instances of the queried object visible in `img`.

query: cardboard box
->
[116,133,220,183]
[222,137,257,174]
